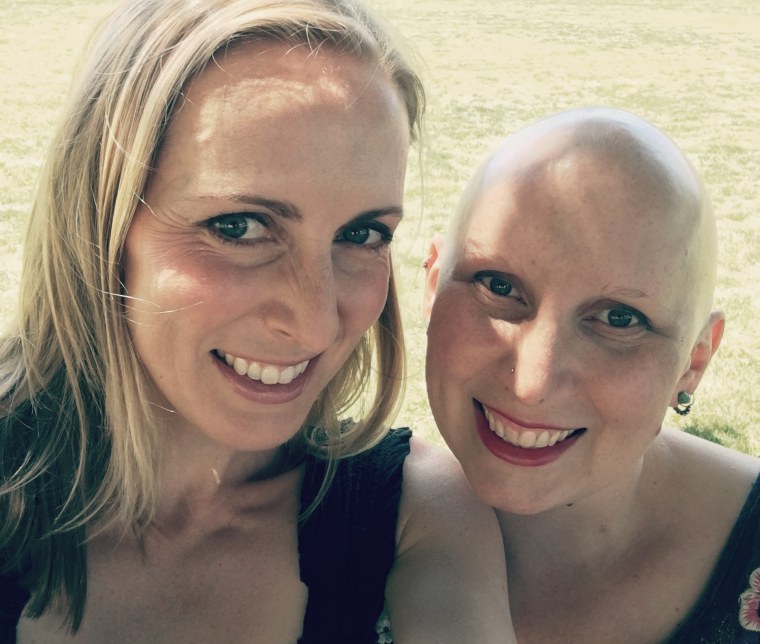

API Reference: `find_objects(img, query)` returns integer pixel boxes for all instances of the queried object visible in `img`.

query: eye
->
[484,275,514,296]
[594,306,649,329]
[208,213,268,242]
[475,272,525,302]
[336,223,393,248]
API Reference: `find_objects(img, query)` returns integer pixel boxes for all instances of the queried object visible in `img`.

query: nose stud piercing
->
[674,390,694,416]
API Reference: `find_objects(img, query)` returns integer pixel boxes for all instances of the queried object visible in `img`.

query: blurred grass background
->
[0,0,757,452]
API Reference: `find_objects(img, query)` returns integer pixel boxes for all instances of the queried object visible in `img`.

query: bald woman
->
[423,108,760,643]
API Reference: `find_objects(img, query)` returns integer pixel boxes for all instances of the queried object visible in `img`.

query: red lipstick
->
[475,401,584,467]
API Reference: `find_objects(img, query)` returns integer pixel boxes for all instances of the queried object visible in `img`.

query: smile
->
[483,405,576,449]
[216,351,310,385]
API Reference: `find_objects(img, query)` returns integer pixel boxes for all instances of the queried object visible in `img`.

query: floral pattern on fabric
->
[739,568,760,632]
[374,608,393,644]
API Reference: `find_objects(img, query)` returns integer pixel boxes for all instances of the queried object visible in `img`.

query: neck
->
[154,422,294,522]
[497,441,674,575]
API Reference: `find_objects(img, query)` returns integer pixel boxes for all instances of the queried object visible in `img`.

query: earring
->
[674,391,694,416]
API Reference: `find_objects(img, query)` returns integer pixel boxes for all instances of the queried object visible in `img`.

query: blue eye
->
[474,272,527,305]
[209,213,267,241]
[596,307,648,329]
[337,223,392,247]
[608,309,633,327]
[484,276,514,297]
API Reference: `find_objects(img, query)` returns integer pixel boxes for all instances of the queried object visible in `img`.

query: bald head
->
[445,107,717,338]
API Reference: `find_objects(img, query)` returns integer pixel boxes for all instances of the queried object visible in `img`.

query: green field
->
[1,0,758,451]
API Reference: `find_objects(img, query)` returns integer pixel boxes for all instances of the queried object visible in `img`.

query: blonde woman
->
[0,1,511,641]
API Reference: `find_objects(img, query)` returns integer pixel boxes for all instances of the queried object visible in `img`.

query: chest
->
[18,496,308,643]
[508,533,724,644]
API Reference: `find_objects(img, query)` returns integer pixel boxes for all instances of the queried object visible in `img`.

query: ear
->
[422,233,445,322]
[670,310,725,406]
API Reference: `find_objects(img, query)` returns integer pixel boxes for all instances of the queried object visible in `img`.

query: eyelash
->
[471,272,651,334]
[474,272,526,304]
[206,212,269,245]
[594,306,651,330]
[335,222,394,249]
[205,213,394,249]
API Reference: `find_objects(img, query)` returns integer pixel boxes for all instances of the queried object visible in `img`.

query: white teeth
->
[278,366,296,384]
[548,430,571,447]
[218,351,309,386]
[233,357,248,375]
[483,406,574,449]
[519,431,536,448]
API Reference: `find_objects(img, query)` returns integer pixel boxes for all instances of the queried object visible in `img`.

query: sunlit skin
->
[123,41,409,492]
[426,111,713,515]
[16,41,412,644]
[424,108,760,642]
[17,34,515,644]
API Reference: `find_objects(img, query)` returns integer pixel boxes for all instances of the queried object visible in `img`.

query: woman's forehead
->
[181,41,390,115]
[163,41,403,153]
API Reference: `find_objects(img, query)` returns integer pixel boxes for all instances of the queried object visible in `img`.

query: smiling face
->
[123,41,409,455]
[425,112,719,514]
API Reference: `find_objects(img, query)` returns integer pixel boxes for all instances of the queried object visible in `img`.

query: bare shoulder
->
[395,435,501,543]
[655,427,759,540]
[660,427,759,493]
[386,435,515,643]
[395,435,499,558]
[399,436,476,504]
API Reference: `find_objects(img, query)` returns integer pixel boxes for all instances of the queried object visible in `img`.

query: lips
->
[211,349,315,405]
[476,401,585,467]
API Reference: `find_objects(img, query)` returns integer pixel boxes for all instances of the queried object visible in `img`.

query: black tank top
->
[298,428,411,643]
[0,428,412,643]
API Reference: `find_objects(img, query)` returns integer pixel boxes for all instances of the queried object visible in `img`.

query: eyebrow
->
[601,286,652,301]
[198,193,404,223]
[199,193,303,221]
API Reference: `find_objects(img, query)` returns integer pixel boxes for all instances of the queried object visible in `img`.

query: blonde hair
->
[0,0,423,629]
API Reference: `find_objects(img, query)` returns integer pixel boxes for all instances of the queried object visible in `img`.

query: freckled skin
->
[427,112,708,514]
[17,29,517,644]
[424,108,759,643]
[123,41,410,460]
[17,41,415,644]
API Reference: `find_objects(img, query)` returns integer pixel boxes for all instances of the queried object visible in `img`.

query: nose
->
[510,317,568,406]
[261,251,340,354]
